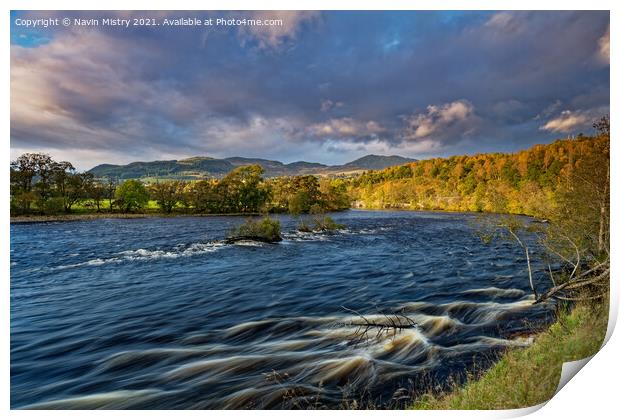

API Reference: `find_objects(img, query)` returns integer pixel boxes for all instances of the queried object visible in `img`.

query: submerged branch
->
[340,306,417,346]
[534,263,609,304]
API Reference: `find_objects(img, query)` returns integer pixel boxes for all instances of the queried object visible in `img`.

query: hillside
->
[88,154,417,180]
[335,154,416,170]
[348,135,609,217]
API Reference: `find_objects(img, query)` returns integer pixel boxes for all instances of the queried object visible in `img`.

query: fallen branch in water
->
[477,215,609,305]
[340,306,417,346]
[534,262,609,303]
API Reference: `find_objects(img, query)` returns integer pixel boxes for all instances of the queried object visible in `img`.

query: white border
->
[2,1,617,420]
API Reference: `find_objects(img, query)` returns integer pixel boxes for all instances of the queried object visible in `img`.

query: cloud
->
[320,99,344,112]
[484,12,525,34]
[534,100,563,120]
[10,30,185,150]
[402,100,478,141]
[539,109,597,133]
[323,138,441,157]
[10,11,609,168]
[597,25,610,64]
[237,11,319,49]
[307,117,385,140]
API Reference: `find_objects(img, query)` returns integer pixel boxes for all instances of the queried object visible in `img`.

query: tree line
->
[10,116,609,227]
[10,158,350,216]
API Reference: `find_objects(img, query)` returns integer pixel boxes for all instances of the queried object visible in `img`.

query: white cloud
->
[597,26,610,64]
[307,117,385,139]
[324,138,440,156]
[539,110,593,133]
[402,100,477,141]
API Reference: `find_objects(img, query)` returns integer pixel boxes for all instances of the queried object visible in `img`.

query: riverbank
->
[412,299,609,410]
[11,207,537,225]
[353,204,540,219]
[10,212,263,224]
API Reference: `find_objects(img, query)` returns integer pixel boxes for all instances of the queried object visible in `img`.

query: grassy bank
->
[412,300,609,410]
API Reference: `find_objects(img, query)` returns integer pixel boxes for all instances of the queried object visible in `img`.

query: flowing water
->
[10,210,555,409]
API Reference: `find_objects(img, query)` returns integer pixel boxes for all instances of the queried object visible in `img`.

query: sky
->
[10,10,610,170]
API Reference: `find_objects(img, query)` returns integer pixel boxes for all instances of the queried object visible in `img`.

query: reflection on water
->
[10,210,554,409]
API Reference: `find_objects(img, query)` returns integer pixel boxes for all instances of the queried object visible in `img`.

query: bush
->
[42,197,65,215]
[313,215,345,231]
[298,215,345,232]
[297,220,313,233]
[228,216,282,242]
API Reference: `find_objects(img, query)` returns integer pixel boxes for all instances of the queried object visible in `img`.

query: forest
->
[348,129,609,219]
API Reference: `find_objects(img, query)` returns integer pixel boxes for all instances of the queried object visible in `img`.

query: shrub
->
[313,215,345,232]
[42,197,65,215]
[228,216,282,242]
[297,220,313,233]
[298,215,345,232]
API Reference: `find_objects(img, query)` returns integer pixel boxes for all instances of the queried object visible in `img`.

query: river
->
[10,210,555,409]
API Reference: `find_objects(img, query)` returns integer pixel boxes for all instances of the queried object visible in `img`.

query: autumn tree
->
[149,181,183,214]
[183,180,220,213]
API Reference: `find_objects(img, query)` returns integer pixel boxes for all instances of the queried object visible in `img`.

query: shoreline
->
[9,212,263,224]
[11,207,543,225]
[352,205,536,218]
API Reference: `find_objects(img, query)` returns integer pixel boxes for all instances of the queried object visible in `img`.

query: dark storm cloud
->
[10,10,609,169]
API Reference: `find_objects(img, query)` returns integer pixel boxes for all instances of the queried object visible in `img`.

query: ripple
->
[52,242,227,270]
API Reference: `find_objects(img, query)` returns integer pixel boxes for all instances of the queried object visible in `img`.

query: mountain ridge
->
[88,154,417,180]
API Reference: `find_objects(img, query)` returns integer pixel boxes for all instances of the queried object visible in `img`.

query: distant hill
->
[333,155,418,171]
[88,154,417,180]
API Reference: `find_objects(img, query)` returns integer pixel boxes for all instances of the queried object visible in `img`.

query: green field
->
[70,199,161,214]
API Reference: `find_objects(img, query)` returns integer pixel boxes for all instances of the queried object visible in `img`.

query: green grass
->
[71,199,160,213]
[412,300,609,409]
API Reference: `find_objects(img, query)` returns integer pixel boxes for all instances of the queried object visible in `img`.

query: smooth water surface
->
[11,210,554,408]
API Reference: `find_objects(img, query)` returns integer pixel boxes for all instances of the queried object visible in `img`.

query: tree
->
[86,180,106,212]
[185,180,221,213]
[149,181,182,214]
[218,165,269,213]
[481,120,610,304]
[50,161,83,212]
[62,172,92,213]
[105,179,117,210]
[10,153,54,214]
[114,180,149,212]
[549,117,610,257]
[593,114,610,137]
[319,179,350,211]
